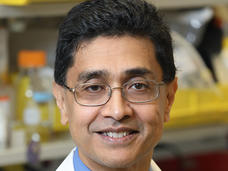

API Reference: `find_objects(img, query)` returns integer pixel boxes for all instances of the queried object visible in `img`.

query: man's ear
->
[164,77,178,122]
[52,82,69,125]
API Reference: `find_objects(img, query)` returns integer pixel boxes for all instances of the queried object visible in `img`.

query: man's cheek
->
[137,106,162,124]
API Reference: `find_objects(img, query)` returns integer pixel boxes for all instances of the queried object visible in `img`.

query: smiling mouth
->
[97,130,139,138]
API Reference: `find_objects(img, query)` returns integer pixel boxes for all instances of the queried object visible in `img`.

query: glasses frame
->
[63,80,165,107]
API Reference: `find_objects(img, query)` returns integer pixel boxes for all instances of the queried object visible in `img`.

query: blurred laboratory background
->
[0,0,228,171]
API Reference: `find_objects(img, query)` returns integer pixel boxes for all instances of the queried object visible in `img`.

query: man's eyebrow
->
[124,68,155,78]
[77,70,108,82]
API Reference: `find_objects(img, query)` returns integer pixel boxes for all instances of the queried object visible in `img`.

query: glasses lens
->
[124,80,159,103]
[75,83,110,106]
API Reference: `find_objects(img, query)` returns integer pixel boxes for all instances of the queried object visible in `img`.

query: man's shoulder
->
[56,147,76,171]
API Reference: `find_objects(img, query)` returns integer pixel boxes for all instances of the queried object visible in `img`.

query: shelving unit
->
[0,0,228,18]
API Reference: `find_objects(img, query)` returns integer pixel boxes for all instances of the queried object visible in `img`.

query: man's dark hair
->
[54,0,176,86]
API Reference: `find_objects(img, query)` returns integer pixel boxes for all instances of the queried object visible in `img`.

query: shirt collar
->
[73,148,91,171]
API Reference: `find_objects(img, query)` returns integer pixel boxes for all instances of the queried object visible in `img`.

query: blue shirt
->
[73,148,91,171]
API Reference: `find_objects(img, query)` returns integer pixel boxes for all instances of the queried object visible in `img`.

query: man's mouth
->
[96,129,139,139]
[102,131,136,138]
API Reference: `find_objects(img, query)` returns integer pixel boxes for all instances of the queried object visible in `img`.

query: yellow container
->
[0,0,79,6]
[217,84,228,123]
[165,88,200,129]
[165,84,228,129]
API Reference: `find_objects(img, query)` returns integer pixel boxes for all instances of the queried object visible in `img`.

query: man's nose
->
[100,87,133,121]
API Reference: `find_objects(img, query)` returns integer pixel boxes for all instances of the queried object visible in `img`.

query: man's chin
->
[96,156,138,169]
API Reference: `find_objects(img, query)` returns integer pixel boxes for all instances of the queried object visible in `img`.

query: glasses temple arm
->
[63,84,75,93]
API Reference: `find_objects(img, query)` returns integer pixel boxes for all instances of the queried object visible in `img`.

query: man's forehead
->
[67,35,163,84]
[76,35,155,56]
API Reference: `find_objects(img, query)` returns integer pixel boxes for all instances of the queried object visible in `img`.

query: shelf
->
[0,0,228,18]
[157,124,228,159]
[0,138,74,166]
[0,124,227,166]
[150,0,228,9]
[0,2,78,18]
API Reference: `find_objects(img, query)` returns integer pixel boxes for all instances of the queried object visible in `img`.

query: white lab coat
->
[56,148,161,171]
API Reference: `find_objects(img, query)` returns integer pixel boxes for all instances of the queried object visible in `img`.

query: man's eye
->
[84,85,105,93]
[130,83,148,90]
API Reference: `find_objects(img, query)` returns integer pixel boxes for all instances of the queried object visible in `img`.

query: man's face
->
[53,35,177,170]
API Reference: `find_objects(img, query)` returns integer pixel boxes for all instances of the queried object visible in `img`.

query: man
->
[53,0,177,170]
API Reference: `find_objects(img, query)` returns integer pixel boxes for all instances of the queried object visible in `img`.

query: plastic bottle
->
[14,50,53,144]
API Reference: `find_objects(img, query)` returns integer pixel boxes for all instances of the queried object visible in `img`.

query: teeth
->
[107,132,112,137]
[103,131,130,138]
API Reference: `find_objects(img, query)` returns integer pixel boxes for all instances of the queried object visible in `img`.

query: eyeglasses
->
[63,79,165,107]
